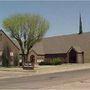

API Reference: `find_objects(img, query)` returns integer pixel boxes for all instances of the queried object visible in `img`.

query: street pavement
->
[0,68,90,90]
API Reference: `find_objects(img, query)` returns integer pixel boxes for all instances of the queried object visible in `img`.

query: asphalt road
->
[0,68,90,89]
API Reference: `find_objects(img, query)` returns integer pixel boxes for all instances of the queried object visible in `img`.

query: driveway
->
[0,68,90,89]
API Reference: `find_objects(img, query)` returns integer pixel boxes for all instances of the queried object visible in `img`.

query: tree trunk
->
[22,54,29,67]
[21,54,26,67]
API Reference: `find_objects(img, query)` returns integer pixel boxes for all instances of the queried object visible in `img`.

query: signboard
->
[23,62,34,70]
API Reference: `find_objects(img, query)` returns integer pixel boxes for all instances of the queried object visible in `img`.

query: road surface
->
[0,68,90,89]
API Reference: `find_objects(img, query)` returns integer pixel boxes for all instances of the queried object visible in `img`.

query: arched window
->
[30,55,35,63]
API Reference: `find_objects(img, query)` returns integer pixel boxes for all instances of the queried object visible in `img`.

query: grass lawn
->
[0,63,89,79]
[0,66,36,72]
[36,63,90,74]
[0,63,90,74]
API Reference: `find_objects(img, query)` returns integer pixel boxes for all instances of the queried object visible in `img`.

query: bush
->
[51,58,62,65]
[2,46,11,67]
[39,58,63,65]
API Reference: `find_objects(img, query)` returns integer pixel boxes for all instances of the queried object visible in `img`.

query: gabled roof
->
[67,46,82,53]
[31,40,44,55]
[32,32,90,55]
[0,29,20,50]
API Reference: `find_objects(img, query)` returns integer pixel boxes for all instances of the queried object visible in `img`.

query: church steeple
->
[79,13,83,34]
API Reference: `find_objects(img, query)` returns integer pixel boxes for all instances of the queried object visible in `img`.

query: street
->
[0,68,90,89]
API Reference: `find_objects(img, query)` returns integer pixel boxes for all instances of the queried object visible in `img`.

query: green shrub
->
[39,61,45,65]
[2,46,11,67]
[51,58,62,65]
[39,58,63,65]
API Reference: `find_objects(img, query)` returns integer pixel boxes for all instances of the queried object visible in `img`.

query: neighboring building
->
[28,15,90,64]
[0,30,19,65]
[29,32,90,64]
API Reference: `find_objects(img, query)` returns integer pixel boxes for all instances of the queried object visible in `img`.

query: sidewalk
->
[0,63,90,79]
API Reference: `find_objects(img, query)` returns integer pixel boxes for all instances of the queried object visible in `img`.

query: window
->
[10,52,13,56]
[0,51,2,56]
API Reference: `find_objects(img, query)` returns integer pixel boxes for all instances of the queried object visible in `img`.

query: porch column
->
[66,53,69,63]
[77,52,83,63]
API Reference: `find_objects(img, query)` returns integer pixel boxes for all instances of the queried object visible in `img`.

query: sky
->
[0,1,90,37]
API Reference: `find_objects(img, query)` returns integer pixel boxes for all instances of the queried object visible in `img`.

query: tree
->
[3,14,49,66]
[2,46,11,67]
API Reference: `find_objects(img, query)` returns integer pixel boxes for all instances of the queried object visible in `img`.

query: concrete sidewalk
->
[0,63,90,79]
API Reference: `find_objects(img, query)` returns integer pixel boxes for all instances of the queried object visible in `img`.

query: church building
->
[28,15,90,64]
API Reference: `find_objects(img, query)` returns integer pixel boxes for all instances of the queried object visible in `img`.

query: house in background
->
[0,30,19,65]
[28,15,90,64]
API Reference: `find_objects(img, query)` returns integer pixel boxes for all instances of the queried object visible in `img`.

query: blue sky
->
[0,1,90,37]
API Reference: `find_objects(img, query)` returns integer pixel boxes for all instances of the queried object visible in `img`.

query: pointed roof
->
[79,13,83,34]
[0,29,20,50]
[67,46,82,53]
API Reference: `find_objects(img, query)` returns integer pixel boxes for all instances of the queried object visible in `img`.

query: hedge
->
[39,58,63,65]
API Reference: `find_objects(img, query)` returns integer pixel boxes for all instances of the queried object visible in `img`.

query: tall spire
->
[79,13,83,34]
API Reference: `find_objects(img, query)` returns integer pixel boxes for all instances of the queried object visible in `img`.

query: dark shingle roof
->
[0,30,20,50]
[32,32,90,55]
